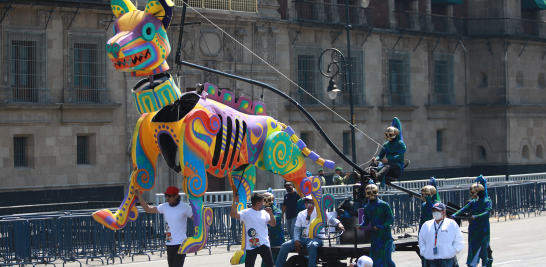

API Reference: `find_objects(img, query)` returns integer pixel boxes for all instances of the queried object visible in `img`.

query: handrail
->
[392,10,464,19]
[154,173,546,204]
[292,0,375,9]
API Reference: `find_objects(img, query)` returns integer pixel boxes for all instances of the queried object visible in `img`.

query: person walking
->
[230,193,276,267]
[275,195,345,267]
[419,202,464,267]
[282,181,301,240]
[135,186,193,267]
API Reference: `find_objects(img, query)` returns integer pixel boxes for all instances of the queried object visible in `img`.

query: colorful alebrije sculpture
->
[94,0,335,258]
[94,6,337,254]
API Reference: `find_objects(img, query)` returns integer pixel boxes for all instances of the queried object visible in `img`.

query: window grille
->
[167,27,180,67]
[343,132,350,155]
[387,51,411,106]
[433,54,454,105]
[336,49,365,106]
[436,130,443,152]
[7,32,48,103]
[300,132,309,146]
[77,136,89,164]
[69,34,108,103]
[180,0,257,12]
[14,137,27,167]
[295,47,323,105]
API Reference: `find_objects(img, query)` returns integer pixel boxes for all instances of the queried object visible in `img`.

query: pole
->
[344,0,357,170]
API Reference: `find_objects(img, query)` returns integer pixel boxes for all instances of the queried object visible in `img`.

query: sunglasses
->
[165,194,177,198]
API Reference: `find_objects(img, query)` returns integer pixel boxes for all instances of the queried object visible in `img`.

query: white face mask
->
[432,211,443,220]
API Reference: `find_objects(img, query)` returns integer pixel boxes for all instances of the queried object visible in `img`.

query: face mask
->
[286,187,293,193]
[477,191,485,198]
[432,211,443,220]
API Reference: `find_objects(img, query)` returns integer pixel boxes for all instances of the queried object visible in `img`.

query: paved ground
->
[59,214,546,267]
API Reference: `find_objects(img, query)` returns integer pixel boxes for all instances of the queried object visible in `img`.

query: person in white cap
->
[276,195,345,267]
[349,255,373,267]
[419,202,464,267]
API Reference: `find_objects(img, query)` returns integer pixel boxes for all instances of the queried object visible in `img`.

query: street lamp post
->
[318,48,356,170]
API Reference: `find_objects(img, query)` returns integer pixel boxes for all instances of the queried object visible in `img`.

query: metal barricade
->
[0,218,32,266]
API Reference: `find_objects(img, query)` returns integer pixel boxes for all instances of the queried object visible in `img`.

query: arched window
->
[477,146,486,160]
[522,145,530,160]
[516,71,524,88]
[537,145,544,160]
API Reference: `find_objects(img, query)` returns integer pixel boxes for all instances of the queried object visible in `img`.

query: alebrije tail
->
[391,117,403,141]
[279,123,336,170]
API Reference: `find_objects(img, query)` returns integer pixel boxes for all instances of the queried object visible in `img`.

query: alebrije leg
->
[93,114,158,230]
[307,175,326,239]
[177,156,211,254]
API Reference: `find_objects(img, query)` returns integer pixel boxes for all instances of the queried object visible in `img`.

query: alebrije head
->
[107,0,174,76]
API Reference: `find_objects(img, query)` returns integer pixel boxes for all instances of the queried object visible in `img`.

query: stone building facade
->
[1,0,546,204]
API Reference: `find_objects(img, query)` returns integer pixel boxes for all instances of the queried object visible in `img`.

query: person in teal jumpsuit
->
[356,181,395,267]
[419,177,441,233]
[451,175,493,267]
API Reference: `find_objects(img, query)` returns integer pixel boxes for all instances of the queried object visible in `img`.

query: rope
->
[180,2,386,163]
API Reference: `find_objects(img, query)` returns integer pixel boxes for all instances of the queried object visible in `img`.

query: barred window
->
[295,47,323,105]
[300,132,309,146]
[69,34,108,103]
[166,27,180,67]
[184,0,257,12]
[336,50,365,106]
[387,51,411,106]
[7,32,48,103]
[77,136,89,165]
[14,137,27,167]
[436,130,443,152]
[343,132,350,155]
[433,54,454,105]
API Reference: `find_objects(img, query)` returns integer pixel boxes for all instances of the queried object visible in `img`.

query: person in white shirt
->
[275,195,345,267]
[230,192,276,267]
[418,202,464,267]
[349,256,373,267]
[135,186,193,267]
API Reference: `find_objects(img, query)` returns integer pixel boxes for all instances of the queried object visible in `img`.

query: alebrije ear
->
[145,0,175,29]
[111,0,138,18]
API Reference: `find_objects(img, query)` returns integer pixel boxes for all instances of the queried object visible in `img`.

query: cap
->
[285,181,293,187]
[335,167,342,171]
[164,186,179,195]
[303,195,313,200]
[356,256,373,267]
[318,168,324,172]
[432,202,446,211]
